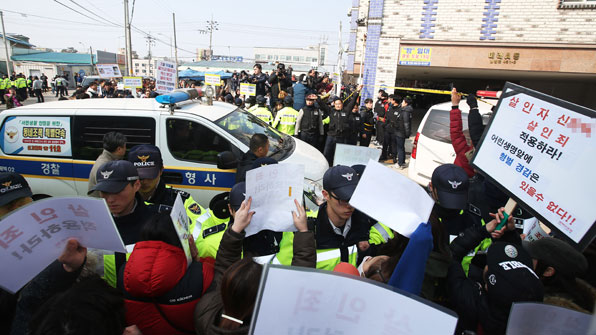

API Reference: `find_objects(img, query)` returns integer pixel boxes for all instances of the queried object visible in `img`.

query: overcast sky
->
[1,0,352,65]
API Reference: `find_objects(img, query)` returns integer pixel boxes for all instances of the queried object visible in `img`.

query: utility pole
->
[198,15,219,61]
[89,46,94,73]
[124,0,133,76]
[173,13,179,88]
[145,34,155,77]
[336,21,343,97]
[1,11,12,76]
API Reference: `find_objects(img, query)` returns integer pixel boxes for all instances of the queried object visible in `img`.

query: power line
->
[0,8,110,26]
[53,0,117,27]
[66,0,120,27]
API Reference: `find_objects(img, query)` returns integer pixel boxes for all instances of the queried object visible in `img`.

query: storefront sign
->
[399,47,432,66]
[488,51,520,65]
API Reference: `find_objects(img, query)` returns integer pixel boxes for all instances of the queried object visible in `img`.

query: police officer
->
[360,98,375,147]
[322,85,363,165]
[295,93,327,149]
[272,95,299,136]
[15,74,27,101]
[127,144,205,224]
[192,191,232,259]
[374,90,389,147]
[249,95,274,125]
[273,165,372,270]
[0,74,8,105]
[88,160,156,287]
[383,94,405,166]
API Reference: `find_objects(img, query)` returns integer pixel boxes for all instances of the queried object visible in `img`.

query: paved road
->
[2,90,62,111]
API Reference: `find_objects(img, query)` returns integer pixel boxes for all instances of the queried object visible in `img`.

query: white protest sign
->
[170,193,192,268]
[333,143,382,167]
[522,218,550,242]
[0,116,72,157]
[471,82,596,249]
[240,82,256,96]
[332,72,340,84]
[96,64,122,78]
[123,76,143,89]
[205,73,221,86]
[506,302,592,335]
[245,163,304,236]
[155,60,176,93]
[251,265,458,334]
[0,197,125,293]
[350,160,434,237]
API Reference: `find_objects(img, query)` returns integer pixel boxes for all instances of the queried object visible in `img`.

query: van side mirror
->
[217,151,238,170]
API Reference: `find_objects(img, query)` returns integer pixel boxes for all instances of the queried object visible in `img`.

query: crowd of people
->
[1,118,594,334]
[1,66,594,335]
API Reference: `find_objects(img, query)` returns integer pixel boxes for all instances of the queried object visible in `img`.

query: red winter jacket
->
[450,107,475,177]
[119,241,215,335]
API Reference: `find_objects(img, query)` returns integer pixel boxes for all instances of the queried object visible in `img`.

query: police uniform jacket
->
[360,108,375,134]
[386,104,406,137]
[297,103,326,135]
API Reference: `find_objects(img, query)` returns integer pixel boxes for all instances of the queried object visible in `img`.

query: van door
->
[71,114,157,195]
[0,115,75,198]
[160,116,240,206]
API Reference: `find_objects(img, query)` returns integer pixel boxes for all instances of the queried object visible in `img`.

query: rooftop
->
[0,34,35,48]
[11,52,96,65]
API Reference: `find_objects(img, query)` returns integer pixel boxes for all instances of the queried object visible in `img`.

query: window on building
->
[267,55,272,60]
[312,58,317,63]
[274,55,279,60]
[559,0,596,7]
[134,63,139,67]
[305,57,311,62]
[166,118,234,164]
[293,56,300,61]
[72,116,155,160]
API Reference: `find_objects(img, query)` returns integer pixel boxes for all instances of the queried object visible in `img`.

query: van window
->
[167,119,234,164]
[72,116,155,160]
[421,109,471,144]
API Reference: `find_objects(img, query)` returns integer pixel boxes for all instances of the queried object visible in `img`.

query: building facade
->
[347,0,596,107]
[254,45,328,68]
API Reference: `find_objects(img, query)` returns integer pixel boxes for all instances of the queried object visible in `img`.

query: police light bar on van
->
[476,90,502,98]
[155,88,203,104]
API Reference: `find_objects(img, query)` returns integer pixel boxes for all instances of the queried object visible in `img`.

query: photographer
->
[268,63,292,108]
[249,64,268,97]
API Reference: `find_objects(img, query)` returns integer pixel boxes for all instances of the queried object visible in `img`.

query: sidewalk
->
[2,90,62,111]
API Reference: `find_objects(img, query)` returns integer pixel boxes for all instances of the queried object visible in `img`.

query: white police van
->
[0,89,328,207]
[408,93,497,186]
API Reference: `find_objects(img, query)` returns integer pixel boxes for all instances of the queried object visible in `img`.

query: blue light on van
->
[155,91,190,104]
[155,88,203,104]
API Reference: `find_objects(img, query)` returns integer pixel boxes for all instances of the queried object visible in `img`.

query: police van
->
[0,89,328,207]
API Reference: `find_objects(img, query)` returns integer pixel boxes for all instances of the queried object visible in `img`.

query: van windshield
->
[215,108,292,159]
[421,109,471,144]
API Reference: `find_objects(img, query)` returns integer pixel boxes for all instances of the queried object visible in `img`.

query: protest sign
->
[250,265,458,334]
[471,82,596,249]
[96,64,122,78]
[333,143,382,167]
[0,197,125,293]
[155,60,177,94]
[506,302,592,335]
[522,218,550,242]
[0,116,71,157]
[245,163,304,236]
[205,73,221,86]
[240,83,256,96]
[350,160,434,237]
[170,193,192,268]
[123,76,143,89]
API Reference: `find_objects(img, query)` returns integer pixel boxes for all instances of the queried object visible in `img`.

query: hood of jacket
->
[123,240,188,297]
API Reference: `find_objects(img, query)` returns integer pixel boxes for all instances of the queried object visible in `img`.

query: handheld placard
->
[496,199,517,231]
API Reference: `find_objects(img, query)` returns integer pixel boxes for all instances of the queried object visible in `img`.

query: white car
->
[0,89,328,208]
[408,97,497,186]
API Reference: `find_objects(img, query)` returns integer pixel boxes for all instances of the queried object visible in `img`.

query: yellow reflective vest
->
[272,107,299,135]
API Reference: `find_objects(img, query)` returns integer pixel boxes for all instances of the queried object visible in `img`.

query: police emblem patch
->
[188,203,202,215]
[504,245,518,258]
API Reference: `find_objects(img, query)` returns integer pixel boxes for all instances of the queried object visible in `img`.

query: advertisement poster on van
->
[0,116,72,157]
[471,82,596,249]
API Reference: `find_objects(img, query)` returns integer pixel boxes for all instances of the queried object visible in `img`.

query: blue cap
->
[89,160,139,194]
[127,144,163,179]
[323,165,359,201]
[431,164,469,209]
[229,182,246,211]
